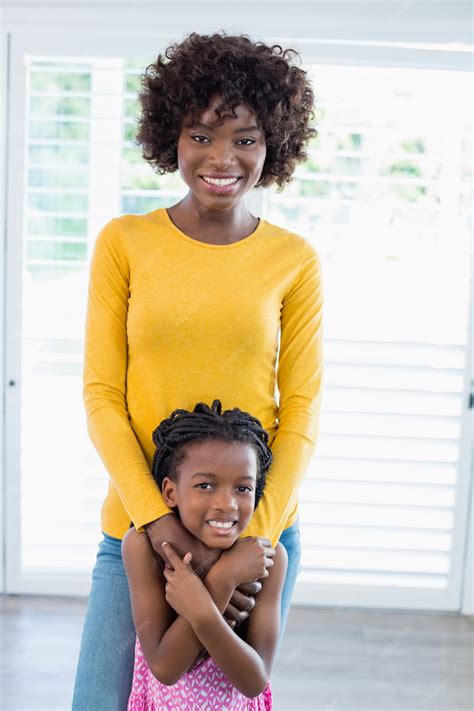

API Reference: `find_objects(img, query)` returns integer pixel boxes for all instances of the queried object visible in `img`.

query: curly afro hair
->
[150,399,272,510]
[134,30,318,192]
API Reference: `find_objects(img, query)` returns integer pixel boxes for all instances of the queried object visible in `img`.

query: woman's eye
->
[191,135,255,146]
[196,483,213,490]
[237,486,253,493]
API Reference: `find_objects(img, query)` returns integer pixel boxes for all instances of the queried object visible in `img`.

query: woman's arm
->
[83,218,172,531]
[122,527,241,685]
[242,240,324,547]
[189,542,288,698]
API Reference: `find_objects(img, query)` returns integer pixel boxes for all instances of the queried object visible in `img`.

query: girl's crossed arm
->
[173,541,288,698]
[122,527,233,684]
[121,527,279,692]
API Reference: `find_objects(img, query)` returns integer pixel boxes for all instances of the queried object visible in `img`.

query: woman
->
[72,30,323,710]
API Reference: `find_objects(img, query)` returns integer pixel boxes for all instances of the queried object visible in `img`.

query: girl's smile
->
[205,519,239,536]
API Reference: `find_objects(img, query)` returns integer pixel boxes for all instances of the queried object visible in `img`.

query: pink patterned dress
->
[127,636,272,710]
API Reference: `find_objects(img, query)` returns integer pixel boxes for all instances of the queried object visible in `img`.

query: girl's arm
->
[121,527,238,685]
[188,542,288,698]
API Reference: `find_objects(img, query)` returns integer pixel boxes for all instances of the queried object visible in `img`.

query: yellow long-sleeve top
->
[83,207,323,547]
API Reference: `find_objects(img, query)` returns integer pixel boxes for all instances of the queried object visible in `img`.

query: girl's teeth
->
[207,520,234,529]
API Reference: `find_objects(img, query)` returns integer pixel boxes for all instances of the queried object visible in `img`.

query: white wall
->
[462,256,474,616]
[0,0,472,46]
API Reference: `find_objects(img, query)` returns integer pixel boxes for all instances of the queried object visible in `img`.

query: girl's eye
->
[195,483,253,492]
[191,135,255,146]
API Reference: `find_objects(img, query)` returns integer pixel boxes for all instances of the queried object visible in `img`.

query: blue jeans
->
[72,518,301,710]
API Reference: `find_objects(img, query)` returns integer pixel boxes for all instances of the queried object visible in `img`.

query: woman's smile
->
[199,175,243,194]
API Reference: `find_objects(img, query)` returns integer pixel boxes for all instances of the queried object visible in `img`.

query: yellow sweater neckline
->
[158,207,266,250]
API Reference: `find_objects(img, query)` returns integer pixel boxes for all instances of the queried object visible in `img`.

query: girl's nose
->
[213,493,238,511]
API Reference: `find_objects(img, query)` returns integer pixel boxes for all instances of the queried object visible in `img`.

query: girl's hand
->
[217,537,276,588]
[161,542,213,624]
[146,517,264,626]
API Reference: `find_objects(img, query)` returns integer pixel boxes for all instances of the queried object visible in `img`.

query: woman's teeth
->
[202,177,239,186]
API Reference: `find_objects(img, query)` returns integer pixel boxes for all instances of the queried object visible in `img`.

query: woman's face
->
[176,94,267,209]
[161,439,258,549]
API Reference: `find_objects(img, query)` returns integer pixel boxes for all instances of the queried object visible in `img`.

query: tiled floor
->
[0,595,473,710]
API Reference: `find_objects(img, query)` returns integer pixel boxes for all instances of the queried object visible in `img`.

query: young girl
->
[122,399,288,709]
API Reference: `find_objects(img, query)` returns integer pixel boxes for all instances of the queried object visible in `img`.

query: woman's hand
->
[226,580,263,621]
[216,537,276,588]
[161,542,213,625]
[145,514,221,577]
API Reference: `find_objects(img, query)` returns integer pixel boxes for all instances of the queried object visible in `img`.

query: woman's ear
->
[161,476,178,508]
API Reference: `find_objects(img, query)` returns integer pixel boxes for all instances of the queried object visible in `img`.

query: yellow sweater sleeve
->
[241,240,324,547]
[83,218,174,533]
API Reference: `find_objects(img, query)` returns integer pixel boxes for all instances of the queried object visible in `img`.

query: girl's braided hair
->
[151,399,272,508]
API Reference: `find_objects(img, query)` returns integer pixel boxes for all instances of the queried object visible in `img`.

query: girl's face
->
[161,439,258,549]
[176,93,267,209]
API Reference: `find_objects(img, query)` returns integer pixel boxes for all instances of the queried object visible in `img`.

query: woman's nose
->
[208,142,236,165]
